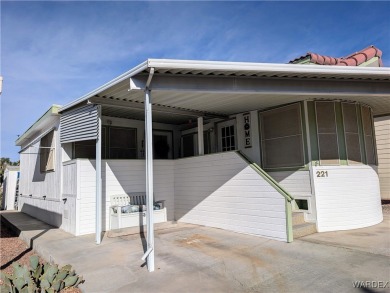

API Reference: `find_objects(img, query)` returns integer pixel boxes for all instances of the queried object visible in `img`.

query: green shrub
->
[0,255,84,293]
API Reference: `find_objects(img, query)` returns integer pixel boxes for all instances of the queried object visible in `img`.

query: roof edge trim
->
[148,58,389,75]
[15,105,61,146]
[59,60,149,113]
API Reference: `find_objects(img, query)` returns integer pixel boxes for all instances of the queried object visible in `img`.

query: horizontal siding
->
[18,196,63,228]
[375,116,390,199]
[18,120,64,228]
[174,152,287,241]
[268,170,316,221]
[314,165,383,232]
[268,170,312,196]
[77,160,175,235]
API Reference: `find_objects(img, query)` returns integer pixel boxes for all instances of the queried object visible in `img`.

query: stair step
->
[293,222,317,239]
[292,212,305,225]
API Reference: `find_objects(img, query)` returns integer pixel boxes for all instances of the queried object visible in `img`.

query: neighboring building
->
[374,116,390,200]
[291,45,390,201]
[289,45,383,67]
[16,57,389,244]
[1,165,20,210]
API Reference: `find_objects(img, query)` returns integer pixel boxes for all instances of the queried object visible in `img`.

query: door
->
[181,133,197,158]
[153,130,173,159]
[217,120,237,152]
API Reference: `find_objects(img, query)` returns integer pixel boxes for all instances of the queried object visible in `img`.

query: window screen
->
[74,127,107,159]
[361,106,376,165]
[342,103,362,164]
[74,126,136,159]
[260,103,304,168]
[74,140,96,159]
[316,102,339,165]
[109,127,137,159]
[40,130,55,172]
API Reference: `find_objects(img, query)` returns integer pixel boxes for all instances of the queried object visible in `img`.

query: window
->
[40,130,55,172]
[73,126,137,159]
[342,103,362,164]
[74,140,98,159]
[74,127,107,159]
[361,106,376,165]
[260,103,304,169]
[316,102,339,165]
[109,127,137,159]
[221,125,236,152]
[181,131,211,158]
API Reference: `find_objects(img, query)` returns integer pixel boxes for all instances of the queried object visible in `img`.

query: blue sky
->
[1,1,389,161]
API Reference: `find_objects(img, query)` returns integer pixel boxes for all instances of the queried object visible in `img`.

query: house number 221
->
[316,171,328,177]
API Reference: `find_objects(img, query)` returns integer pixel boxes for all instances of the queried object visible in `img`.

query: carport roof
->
[59,59,390,120]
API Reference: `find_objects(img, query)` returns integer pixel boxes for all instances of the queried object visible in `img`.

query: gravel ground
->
[0,221,36,275]
[0,221,82,292]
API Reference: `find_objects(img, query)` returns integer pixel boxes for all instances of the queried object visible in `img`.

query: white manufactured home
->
[16,59,389,269]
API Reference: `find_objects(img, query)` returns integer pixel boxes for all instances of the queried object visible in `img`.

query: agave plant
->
[0,255,84,293]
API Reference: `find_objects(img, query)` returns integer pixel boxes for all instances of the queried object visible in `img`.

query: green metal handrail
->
[235,151,294,202]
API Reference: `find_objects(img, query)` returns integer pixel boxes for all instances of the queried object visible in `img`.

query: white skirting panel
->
[175,152,287,241]
[77,159,175,236]
[314,165,383,232]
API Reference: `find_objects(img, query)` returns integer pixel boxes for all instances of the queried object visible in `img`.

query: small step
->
[293,222,317,239]
[292,212,305,226]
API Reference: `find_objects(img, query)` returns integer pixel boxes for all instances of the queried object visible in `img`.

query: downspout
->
[143,68,156,272]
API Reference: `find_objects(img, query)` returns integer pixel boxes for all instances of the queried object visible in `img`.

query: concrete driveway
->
[1,211,389,293]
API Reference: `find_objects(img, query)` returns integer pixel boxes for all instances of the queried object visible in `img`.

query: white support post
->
[95,105,102,244]
[303,100,318,227]
[145,89,155,272]
[198,116,204,155]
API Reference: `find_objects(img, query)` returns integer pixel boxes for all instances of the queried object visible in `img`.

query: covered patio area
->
[55,59,390,272]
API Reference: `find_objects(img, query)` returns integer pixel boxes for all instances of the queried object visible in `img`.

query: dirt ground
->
[0,221,81,292]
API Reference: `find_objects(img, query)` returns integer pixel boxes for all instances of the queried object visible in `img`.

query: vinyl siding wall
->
[77,159,175,235]
[314,165,383,232]
[174,152,287,241]
[74,153,288,241]
[374,116,390,200]
[268,170,316,221]
[18,121,63,228]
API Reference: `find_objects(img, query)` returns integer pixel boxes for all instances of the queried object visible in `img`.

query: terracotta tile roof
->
[289,45,383,66]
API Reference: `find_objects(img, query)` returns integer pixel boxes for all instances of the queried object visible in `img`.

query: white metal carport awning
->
[60,59,390,119]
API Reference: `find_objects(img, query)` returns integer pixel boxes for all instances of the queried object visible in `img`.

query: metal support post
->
[144,89,155,272]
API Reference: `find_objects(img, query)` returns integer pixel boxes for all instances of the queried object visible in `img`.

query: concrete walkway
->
[1,211,389,293]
